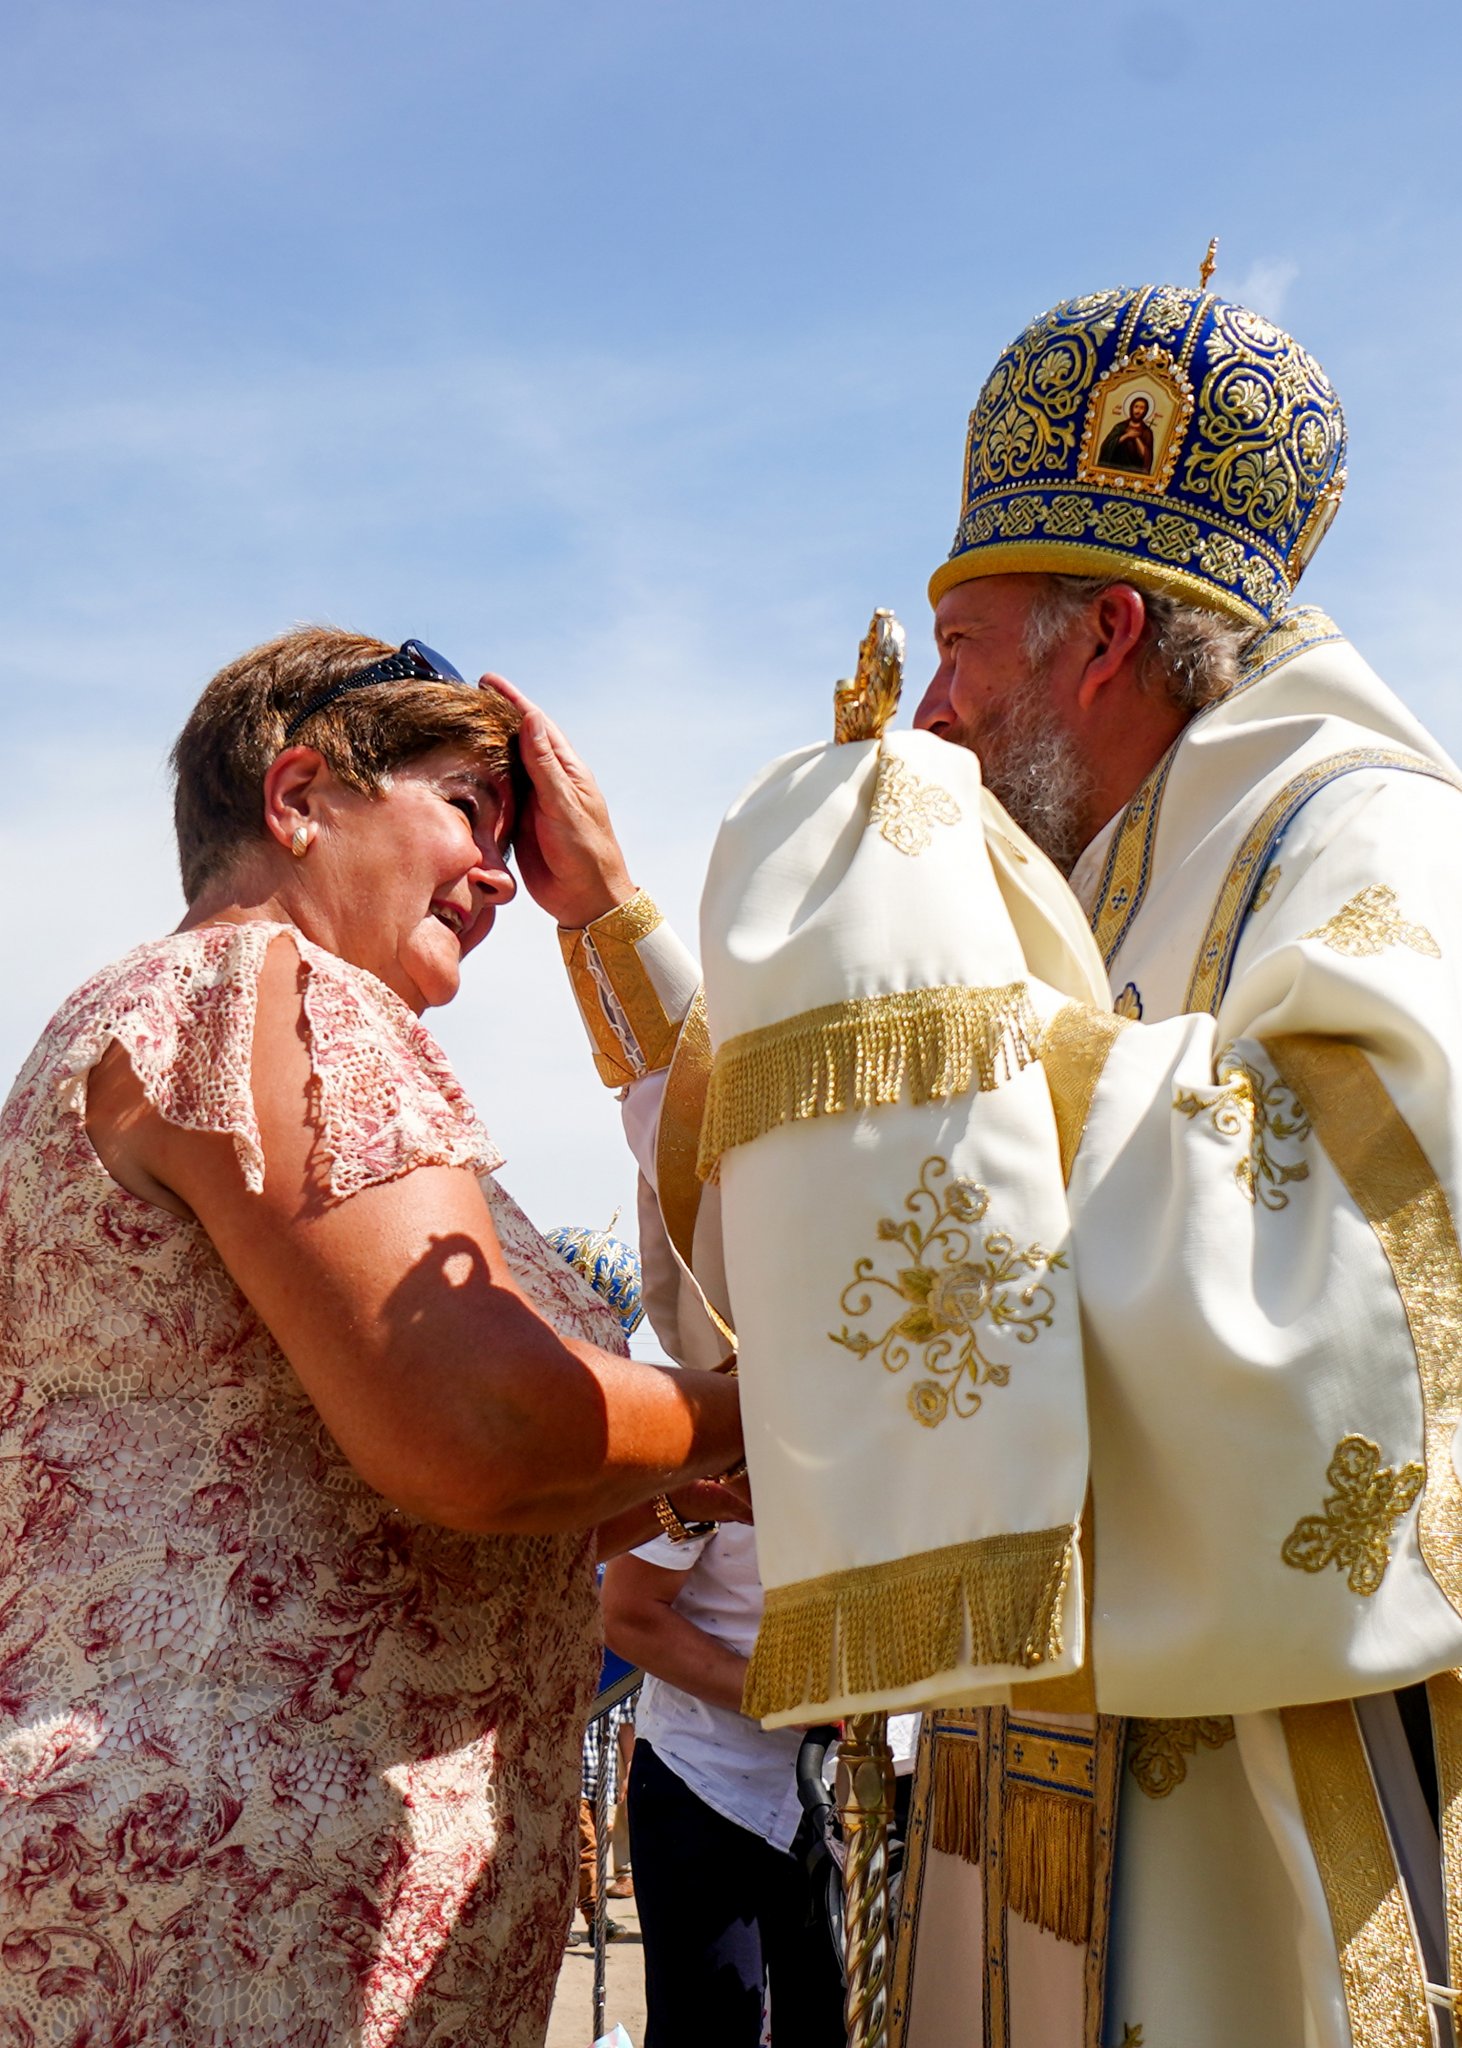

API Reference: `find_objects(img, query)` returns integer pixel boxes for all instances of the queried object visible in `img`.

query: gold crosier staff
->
[831,610,907,2048]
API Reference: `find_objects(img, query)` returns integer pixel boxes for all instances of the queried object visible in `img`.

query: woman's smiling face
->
[300,744,517,1011]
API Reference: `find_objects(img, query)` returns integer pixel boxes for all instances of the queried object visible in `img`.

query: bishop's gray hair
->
[1022,575,1260,715]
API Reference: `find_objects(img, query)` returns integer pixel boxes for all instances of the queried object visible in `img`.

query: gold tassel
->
[698,982,1040,1179]
[742,1525,1073,1721]
[1004,1779,1093,1946]
[931,1734,982,1865]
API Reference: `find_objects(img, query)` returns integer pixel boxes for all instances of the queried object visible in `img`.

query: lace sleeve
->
[88,924,501,1200]
[293,932,502,1201]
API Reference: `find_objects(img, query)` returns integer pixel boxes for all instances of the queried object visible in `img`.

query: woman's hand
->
[668,1474,753,1528]
[482,674,635,929]
[594,1456,751,1561]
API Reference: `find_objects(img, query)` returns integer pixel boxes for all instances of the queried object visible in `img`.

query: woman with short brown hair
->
[0,627,741,2046]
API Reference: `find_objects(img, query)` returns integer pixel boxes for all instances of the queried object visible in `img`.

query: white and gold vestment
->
[562,607,1462,2047]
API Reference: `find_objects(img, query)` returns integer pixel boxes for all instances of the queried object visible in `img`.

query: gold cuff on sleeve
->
[559,890,681,1088]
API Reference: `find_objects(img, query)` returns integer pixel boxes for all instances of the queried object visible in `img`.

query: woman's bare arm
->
[85,935,741,1536]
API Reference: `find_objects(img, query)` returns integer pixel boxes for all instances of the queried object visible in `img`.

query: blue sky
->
[5,0,1461,1241]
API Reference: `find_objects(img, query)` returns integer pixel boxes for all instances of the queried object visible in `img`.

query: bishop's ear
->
[1076,584,1149,709]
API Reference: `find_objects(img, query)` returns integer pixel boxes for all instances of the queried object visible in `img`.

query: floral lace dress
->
[0,923,622,2048]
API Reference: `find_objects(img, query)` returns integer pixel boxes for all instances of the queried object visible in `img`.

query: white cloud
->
[1225,259,1300,324]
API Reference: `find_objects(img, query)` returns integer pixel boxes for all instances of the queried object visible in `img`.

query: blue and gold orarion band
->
[930,282,1347,628]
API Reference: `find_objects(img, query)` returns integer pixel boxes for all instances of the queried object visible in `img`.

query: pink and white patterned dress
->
[0,922,623,2047]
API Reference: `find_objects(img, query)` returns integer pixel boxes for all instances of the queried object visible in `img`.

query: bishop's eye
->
[449,795,479,825]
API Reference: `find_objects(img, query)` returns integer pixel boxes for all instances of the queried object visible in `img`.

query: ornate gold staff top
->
[835,609,905,745]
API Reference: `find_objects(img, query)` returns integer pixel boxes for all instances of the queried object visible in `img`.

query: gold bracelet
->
[651,1494,717,1545]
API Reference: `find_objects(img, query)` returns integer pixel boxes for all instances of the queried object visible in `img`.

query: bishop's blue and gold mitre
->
[546,1220,645,1338]
[931,278,1347,627]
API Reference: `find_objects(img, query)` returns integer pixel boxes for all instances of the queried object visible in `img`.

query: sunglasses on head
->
[283,639,470,741]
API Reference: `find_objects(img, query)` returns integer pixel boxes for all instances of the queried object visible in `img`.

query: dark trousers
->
[628,1737,846,2048]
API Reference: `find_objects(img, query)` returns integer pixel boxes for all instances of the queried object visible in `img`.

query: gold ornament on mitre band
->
[931,274,1348,628]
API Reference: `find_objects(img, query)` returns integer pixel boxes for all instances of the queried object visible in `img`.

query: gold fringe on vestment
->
[930,1732,982,1865]
[741,1524,1073,1721]
[698,982,1041,1179]
[1004,1779,1094,1947]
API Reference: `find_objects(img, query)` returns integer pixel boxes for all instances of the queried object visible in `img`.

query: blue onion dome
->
[546,1216,645,1337]
[931,281,1347,629]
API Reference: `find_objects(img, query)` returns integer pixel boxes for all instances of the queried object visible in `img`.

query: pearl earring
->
[291,826,310,858]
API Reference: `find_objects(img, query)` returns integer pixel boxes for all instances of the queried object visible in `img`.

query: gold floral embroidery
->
[830,1155,1066,1429]
[1113,981,1143,1020]
[1126,1717,1236,1798]
[867,750,962,857]
[1118,2029,1145,2048]
[1281,1435,1423,1596]
[1250,862,1281,913]
[1268,1034,1462,1622]
[1303,883,1440,960]
[1173,1050,1311,1209]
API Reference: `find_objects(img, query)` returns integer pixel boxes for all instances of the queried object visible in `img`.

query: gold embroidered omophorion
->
[1281,1700,1432,2047]
[1184,748,1459,1014]
[741,1525,1075,1722]
[1126,1716,1236,1798]
[698,982,1040,1179]
[867,749,962,857]
[1266,1033,1462,1621]
[1280,1434,1423,1596]
[1089,753,1177,970]
[1302,883,1441,960]
[1250,862,1281,913]
[829,1155,1067,1430]
[1172,1050,1311,1209]
[1426,1668,1462,2003]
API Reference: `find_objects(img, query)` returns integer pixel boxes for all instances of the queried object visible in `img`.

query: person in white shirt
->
[603,1522,846,2048]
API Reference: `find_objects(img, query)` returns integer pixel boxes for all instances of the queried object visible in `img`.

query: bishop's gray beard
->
[947,667,1095,876]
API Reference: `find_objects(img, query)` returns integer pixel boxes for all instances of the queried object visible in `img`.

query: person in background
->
[603,1520,847,2048]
